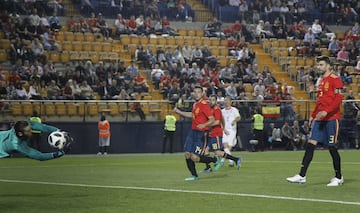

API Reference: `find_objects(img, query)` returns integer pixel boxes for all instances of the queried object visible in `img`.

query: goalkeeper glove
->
[52,150,65,159]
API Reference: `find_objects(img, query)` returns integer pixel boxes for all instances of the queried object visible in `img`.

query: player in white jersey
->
[221,96,241,166]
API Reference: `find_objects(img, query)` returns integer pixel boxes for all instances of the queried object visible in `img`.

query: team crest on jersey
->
[324,82,329,91]
[194,108,200,115]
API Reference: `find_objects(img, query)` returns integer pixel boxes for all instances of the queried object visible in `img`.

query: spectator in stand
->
[97,81,110,100]
[161,16,177,35]
[68,16,80,32]
[127,15,137,34]
[151,64,164,89]
[173,45,185,67]
[231,20,242,40]
[225,81,238,100]
[135,14,145,35]
[281,121,297,151]
[31,38,45,64]
[303,28,317,55]
[132,93,146,120]
[134,73,149,93]
[337,47,349,65]
[114,13,128,36]
[43,28,60,51]
[144,16,154,35]
[311,19,322,38]
[79,80,94,100]
[38,80,48,99]
[328,38,340,56]
[97,13,111,40]
[79,16,89,33]
[48,11,61,31]
[300,121,310,149]
[47,80,62,100]
[63,80,74,100]
[204,18,225,39]
[87,12,100,33]
[256,20,273,39]
[182,42,192,64]
[15,82,28,100]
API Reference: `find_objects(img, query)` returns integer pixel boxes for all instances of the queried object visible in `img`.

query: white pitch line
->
[0,179,359,206]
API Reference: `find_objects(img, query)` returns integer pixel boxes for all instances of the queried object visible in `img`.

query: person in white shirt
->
[221,96,241,167]
[311,19,322,38]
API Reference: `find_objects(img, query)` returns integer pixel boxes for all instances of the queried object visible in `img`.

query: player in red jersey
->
[174,86,220,181]
[202,95,242,172]
[287,56,344,186]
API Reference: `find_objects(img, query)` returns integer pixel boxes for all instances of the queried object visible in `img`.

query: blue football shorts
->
[184,130,207,155]
[309,120,339,147]
[207,136,223,151]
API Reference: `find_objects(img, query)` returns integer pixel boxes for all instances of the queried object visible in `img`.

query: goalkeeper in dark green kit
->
[0,120,71,160]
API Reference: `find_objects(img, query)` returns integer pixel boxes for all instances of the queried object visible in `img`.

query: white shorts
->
[99,137,110,147]
[223,131,237,147]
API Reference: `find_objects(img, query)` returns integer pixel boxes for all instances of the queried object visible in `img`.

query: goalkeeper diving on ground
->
[0,120,73,160]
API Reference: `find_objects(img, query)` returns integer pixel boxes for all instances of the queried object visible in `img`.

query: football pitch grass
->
[1,150,360,213]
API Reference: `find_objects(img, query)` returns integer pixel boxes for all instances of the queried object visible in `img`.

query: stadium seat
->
[178,29,187,36]
[49,52,60,63]
[130,36,140,45]
[60,51,70,63]
[119,102,132,113]
[79,51,90,61]
[102,43,112,52]
[120,35,130,45]
[74,32,84,41]
[108,103,119,115]
[72,41,83,51]
[89,51,99,63]
[183,36,193,46]
[62,41,72,51]
[22,102,33,116]
[55,103,67,115]
[70,51,80,61]
[11,102,22,116]
[0,49,7,62]
[166,37,176,45]
[44,103,56,116]
[56,32,65,41]
[175,36,184,46]
[201,38,211,46]
[193,37,202,46]
[94,33,104,42]
[67,103,78,116]
[139,36,149,45]
[64,32,74,41]
[84,32,95,42]
[195,29,204,37]
[243,83,253,94]
[210,38,220,46]
[92,42,102,52]
[0,39,11,49]
[149,37,158,45]
[187,30,196,36]
[87,103,98,116]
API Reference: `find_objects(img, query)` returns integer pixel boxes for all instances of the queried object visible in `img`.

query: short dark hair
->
[194,85,203,92]
[316,55,331,65]
[14,121,29,135]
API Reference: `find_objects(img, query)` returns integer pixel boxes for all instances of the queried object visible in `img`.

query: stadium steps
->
[251,44,309,100]
[63,0,81,17]
[187,0,214,22]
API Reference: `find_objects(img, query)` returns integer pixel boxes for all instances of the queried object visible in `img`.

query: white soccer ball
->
[48,131,66,150]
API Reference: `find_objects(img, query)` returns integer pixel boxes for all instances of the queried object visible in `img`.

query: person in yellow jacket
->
[98,114,110,155]
[29,110,42,151]
[162,112,176,153]
[251,108,264,152]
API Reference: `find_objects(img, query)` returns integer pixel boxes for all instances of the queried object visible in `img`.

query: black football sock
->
[186,159,198,177]
[299,143,316,177]
[104,146,107,153]
[329,148,342,179]
[223,153,239,162]
[199,155,216,164]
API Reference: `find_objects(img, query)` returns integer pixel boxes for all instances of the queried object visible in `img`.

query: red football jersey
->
[311,73,343,120]
[209,105,223,137]
[192,98,212,131]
